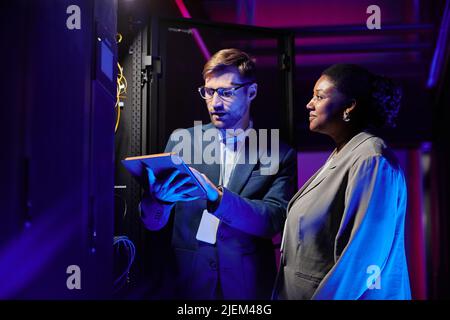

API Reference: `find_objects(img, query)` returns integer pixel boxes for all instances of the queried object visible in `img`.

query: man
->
[140,48,296,299]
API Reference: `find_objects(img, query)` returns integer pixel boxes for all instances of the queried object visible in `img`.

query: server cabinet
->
[0,0,117,299]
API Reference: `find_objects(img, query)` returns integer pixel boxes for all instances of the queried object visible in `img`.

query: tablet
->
[121,152,207,198]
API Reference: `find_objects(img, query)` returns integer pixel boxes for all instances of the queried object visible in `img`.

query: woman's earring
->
[343,110,351,122]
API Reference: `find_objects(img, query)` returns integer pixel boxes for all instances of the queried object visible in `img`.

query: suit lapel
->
[287,154,337,212]
[226,136,258,194]
[194,123,220,185]
[296,164,334,200]
[200,161,221,186]
[287,131,375,212]
[287,170,320,211]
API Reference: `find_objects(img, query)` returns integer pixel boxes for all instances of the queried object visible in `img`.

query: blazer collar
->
[288,157,332,210]
[202,122,215,132]
[226,136,259,194]
[199,122,258,194]
[331,131,375,164]
[288,131,375,210]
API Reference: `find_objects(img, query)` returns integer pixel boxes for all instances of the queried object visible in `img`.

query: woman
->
[273,64,411,300]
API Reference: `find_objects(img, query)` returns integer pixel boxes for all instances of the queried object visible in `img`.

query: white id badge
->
[196,209,220,244]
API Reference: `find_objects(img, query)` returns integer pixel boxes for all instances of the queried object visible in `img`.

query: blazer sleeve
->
[212,147,297,238]
[312,155,407,300]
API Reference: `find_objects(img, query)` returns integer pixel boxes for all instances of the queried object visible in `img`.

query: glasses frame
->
[198,82,254,100]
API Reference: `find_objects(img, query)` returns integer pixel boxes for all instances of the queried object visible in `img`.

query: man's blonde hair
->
[202,48,256,81]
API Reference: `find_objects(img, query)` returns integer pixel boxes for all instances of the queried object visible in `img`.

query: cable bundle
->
[115,33,127,133]
[113,235,135,292]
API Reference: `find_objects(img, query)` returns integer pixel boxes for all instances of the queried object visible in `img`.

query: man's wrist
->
[207,185,223,213]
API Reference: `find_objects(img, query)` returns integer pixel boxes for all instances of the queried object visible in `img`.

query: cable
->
[115,99,121,133]
[113,236,136,291]
[116,33,123,44]
[114,193,128,219]
[115,33,127,134]
[115,62,126,133]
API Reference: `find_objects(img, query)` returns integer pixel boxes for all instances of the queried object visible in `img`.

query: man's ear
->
[248,83,258,101]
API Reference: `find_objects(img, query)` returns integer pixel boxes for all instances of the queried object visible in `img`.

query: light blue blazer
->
[273,131,411,300]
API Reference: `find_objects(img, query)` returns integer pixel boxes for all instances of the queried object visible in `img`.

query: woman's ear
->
[248,83,258,101]
[345,99,357,114]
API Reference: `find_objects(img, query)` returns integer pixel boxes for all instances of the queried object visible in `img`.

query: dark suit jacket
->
[141,123,296,299]
[273,131,411,300]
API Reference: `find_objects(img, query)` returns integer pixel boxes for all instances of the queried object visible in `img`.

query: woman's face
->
[306,75,348,136]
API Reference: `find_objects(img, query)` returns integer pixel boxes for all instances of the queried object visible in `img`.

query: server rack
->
[0,0,117,299]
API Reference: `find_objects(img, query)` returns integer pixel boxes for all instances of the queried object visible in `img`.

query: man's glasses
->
[198,82,253,100]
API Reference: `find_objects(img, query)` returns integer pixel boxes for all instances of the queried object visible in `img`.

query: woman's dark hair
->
[322,64,402,128]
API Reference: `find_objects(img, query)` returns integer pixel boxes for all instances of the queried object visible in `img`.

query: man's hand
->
[146,167,201,203]
[189,167,222,203]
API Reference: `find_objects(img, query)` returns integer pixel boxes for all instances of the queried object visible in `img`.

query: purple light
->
[174,0,211,61]
[421,141,432,153]
[427,0,450,88]
[0,196,82,298]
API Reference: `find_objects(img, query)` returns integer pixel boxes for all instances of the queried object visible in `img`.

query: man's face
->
[204,69,256,130]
